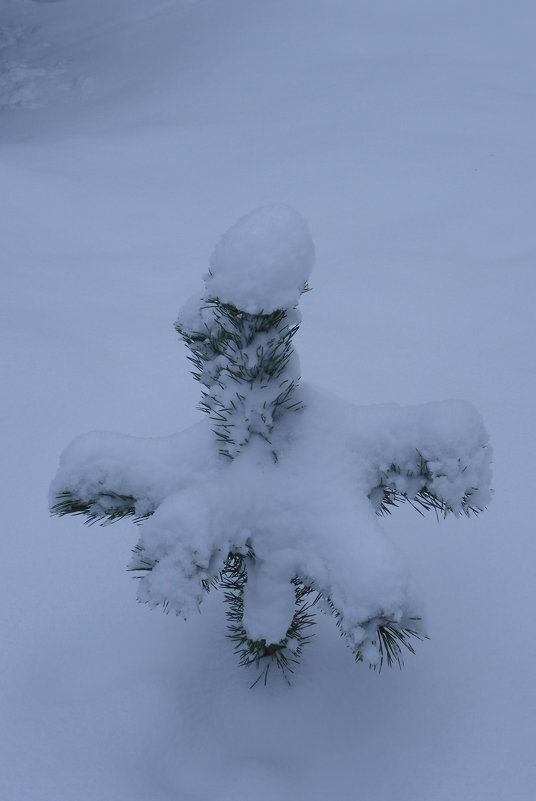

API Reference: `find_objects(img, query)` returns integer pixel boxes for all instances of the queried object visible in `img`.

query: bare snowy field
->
[1,1,535,799]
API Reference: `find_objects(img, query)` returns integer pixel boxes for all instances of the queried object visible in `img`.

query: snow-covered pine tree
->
[50,205,492,684]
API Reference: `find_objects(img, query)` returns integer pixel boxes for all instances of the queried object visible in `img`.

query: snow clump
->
[206,204,315,313]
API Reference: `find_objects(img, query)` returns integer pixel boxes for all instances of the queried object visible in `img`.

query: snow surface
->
[2,1,536,800]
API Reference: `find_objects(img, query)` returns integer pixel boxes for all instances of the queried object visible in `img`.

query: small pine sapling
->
[50,205,492,684]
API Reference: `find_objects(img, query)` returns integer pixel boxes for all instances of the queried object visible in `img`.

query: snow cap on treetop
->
[206,205,315,314]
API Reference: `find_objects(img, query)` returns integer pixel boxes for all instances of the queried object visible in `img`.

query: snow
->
[50,376,491,658]
[242,556,296,644]
[207,205,315,313]
[2,0,536,799]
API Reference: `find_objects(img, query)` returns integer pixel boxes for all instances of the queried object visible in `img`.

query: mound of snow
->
[207,205,315,313]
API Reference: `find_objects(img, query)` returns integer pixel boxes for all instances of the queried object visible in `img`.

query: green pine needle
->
[51,490,151,526]
[371,451,484,518]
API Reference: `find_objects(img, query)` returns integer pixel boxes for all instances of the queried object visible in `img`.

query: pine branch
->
[374,485,482,518]
[374,619,426,670]
[128,542,158,572]
[218,551,317,685]
[370,451,486,519]
[51,490,152,526]
[176,299,303,460]
[322,595,427,670]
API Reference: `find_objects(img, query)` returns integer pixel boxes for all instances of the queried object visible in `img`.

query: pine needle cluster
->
[175,298,303,460]
[217,551,317,686]
[372,452,484,519]
[52,489,149,525]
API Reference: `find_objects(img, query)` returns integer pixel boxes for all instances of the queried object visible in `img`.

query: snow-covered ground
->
[2,1,535,799]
